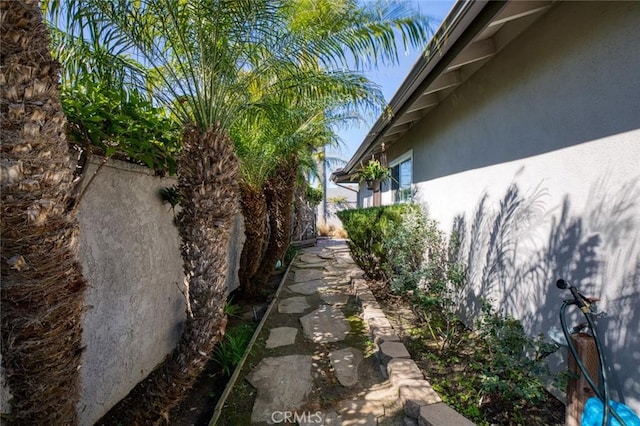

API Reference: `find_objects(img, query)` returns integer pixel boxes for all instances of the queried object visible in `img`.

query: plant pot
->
[366,179,380,191]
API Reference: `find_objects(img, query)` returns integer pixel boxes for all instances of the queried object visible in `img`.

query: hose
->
[560,302,627,426]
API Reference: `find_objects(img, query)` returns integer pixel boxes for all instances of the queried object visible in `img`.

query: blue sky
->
[328,1,455,174]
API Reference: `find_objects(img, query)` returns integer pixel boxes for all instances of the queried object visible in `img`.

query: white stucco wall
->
[380,2,640,411]
[1,157,245,421]
[77,158,187,424]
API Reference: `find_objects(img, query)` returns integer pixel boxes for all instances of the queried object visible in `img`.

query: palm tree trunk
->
[1,0,87,423]
[98,124,240,424]
[291,179,305,241]
[238,182,267,297]
[254,156,298,287]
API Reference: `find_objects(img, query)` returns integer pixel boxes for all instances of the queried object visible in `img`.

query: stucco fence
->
[1,157,245,424]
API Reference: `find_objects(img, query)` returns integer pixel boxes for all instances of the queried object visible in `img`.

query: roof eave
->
[340,0,505,178]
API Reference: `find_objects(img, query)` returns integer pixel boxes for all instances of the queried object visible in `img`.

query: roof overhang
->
[333,0,555,183]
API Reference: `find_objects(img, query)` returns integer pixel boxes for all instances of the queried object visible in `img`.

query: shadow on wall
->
[445,172,640,408]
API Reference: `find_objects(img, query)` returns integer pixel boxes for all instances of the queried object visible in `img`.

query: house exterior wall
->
[378,2,640,410]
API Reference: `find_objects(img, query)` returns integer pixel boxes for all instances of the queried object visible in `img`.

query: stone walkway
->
[218,239,474,426]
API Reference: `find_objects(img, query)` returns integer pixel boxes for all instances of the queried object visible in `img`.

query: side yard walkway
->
[216,239,474,425]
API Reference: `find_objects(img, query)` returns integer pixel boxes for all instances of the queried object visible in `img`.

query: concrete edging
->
[352,278,476,426]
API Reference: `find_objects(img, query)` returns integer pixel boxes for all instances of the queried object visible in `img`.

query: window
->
[390,151,412,203]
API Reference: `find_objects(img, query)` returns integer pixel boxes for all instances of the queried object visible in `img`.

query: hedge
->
[337,204,419,279]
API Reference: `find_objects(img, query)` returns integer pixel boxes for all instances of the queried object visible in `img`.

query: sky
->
[327,1,455,179]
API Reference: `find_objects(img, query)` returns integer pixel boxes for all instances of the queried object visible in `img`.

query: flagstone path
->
[216,239,474,426]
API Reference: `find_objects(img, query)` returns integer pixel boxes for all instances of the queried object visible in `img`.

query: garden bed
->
[368,280,565,426]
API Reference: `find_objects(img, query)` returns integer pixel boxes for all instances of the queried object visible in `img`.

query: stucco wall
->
[77,158,187,424]
[1,157,245,421]
[379,2,640,411]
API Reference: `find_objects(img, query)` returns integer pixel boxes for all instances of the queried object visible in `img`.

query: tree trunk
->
[99,125,240,424]
[238,182,267,297]
[254,156,298,288]
[1,1,87,423]
[291,179,306,241]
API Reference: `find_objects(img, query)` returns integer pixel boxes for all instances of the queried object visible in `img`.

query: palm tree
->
[51,0,353,421]
[1,0,87,423]
[234,69,380,295]
[245,0,433,288]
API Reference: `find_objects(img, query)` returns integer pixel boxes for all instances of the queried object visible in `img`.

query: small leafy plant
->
[159,186,181,217]
[476,301,556,415]
[213,323,256,377]
[305,184,323,206]
[223,299,241,319]
[356,159,390,183]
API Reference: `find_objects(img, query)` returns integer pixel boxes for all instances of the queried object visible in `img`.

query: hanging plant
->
[356,159,390,190]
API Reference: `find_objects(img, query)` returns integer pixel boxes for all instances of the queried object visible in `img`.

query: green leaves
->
[304,184,323,206]
[476,301,555,411]
[356,159,390,183]
[212,323,256,377]
[337,204,419,279]
[61,77,181,174]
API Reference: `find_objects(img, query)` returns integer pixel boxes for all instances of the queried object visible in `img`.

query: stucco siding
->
[385,1,639,410]
[77,158,187,424]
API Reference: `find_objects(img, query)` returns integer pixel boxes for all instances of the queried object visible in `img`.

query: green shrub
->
[337,204,418,279]
[476,301,556,413]
[382,206,431,293]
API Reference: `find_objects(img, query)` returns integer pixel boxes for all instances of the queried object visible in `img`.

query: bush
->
[476,301,556,413]
[382,207,437,293]
[337,204,418,279]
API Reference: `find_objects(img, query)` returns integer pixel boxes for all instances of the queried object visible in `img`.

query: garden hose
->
[560,301,626,426]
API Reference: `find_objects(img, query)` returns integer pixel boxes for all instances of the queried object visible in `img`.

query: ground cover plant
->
[340,205,564,425]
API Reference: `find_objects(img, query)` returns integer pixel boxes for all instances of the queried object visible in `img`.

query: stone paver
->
[399,380,442,419]
[330,347,364,387]
[387,359,424,386]
[379,341,411,364]
[419,403,475,426]
[294,269,325,283]
[265,327,298,349]
[300,305,350,343]
[278,296,310,314]
[246,355,313,423]
[233,240,474,426]
[299,254,327,264]
[319,287,350,306]
[288,279,329,295]
[293,262,327,269]
[318,253,336,260]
